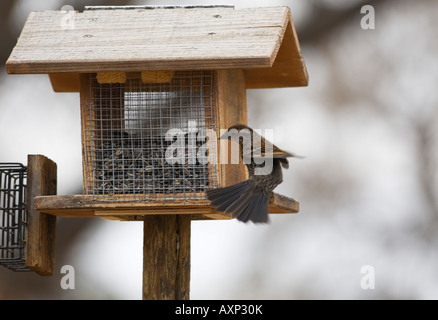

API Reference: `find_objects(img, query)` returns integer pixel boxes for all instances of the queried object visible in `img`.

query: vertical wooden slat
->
[79,73,94,193]
[216,69,248,187]
[142,215,191,300]
[25,154,57,275]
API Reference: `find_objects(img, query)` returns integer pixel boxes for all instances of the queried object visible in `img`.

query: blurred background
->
[1,0,437,299]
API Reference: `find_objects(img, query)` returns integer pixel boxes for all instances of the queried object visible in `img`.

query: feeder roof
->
[6,6,308,90]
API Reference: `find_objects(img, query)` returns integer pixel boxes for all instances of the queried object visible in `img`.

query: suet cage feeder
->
[0,156,56,275]
[5,5,308,297]
[0,163,28,271]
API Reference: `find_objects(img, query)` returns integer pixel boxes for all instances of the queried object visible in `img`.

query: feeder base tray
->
[34,193,299,221]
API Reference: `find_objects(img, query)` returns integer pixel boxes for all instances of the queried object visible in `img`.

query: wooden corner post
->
[25,154,57,275]
[143,215,191,300]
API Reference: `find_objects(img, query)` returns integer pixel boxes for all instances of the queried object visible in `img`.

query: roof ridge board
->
[84,5,235,11]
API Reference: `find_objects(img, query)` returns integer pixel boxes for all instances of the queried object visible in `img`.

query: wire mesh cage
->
[82,70,218,202]
[0,163,29,271]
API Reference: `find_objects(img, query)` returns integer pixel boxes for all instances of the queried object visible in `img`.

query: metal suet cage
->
[0,163,29,271]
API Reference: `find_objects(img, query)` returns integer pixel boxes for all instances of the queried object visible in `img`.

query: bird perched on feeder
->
[206,124,301,223]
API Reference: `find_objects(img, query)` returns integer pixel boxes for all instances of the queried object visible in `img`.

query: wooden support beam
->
[49,73,79,92]
[25,155,57,275]
[143,215,191,300]
[216,69,248,188]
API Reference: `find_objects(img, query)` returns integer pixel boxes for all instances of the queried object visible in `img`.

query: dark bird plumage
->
[206,124,301,223]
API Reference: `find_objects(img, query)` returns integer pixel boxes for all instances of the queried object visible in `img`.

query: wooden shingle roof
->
[6,6,308,91]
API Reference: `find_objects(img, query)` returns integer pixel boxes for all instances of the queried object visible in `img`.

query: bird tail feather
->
[207,180,249,211]
[206,180,269,223]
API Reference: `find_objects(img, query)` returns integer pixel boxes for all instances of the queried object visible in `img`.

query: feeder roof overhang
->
[6,6,308,91]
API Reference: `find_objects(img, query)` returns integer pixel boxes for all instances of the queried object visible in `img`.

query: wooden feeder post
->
[25,155,57,275]
[6,5,308,299]
[143,215,191,300]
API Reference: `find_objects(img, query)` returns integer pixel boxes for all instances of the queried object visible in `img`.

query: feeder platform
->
[34,193,298,221]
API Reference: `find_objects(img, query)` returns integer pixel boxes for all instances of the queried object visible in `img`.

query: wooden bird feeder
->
[6,5,308,299]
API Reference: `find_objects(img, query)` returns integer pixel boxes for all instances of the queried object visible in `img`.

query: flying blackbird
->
[206,124,301,223]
